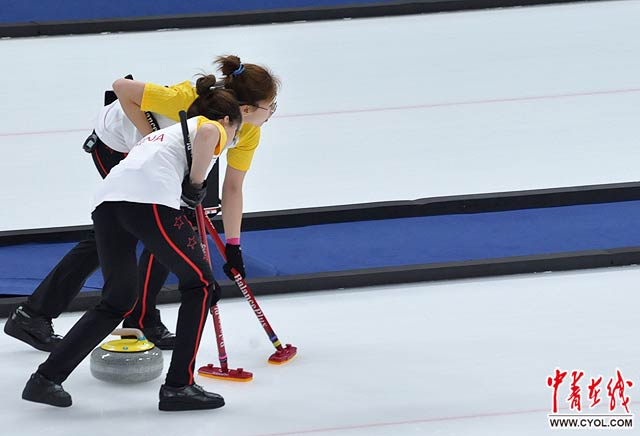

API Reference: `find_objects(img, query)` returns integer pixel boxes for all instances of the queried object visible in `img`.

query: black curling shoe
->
[140,322,176,350]
[4,306,63,352]
[122,321,176,350]
[159,383,225,411]
[22,372,72,407]
[123,311,176,350]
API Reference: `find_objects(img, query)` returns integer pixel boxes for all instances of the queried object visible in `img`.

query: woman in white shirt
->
[5,56,278,353]
[22,79,242,412]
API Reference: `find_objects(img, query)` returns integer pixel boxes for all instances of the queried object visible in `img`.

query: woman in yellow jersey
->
[114,55,279,343]
[4,55,279,353]
[23,82,241,411]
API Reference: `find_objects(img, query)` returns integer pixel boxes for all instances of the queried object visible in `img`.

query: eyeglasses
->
[254,100,277,115]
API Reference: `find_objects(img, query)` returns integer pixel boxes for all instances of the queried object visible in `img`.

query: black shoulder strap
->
[179,110,193,171]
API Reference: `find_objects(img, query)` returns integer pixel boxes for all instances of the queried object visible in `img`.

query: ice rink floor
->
[2,266,640,435]
[1,0,639,231]
[2,0,640,434]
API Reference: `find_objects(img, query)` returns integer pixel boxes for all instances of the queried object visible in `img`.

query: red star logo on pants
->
[187,236,198,250]
[174,216,185,230]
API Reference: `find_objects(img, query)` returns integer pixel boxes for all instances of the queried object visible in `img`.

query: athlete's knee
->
[178,264,214,292]
[179,276,220,305]
[97,293,138,318]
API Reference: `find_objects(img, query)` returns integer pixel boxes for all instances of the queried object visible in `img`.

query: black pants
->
[26,137,170,329]
[90,134,127,178]
[26,234,171,327]
[124,250,171,329]
[38,202,219,386]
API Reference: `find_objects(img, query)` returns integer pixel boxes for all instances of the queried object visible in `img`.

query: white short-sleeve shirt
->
[93,117,226,210]
[94,101,175,153]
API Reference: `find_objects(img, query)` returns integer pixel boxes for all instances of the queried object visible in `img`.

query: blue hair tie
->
[231,64,245,77]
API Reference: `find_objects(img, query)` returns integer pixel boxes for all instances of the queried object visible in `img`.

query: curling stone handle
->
[111,328,145,339]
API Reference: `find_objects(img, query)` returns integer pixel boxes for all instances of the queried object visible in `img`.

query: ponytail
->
[187,74,242,126]
[215,55,280,105]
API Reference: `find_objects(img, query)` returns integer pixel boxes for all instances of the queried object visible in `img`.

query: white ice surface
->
[1,1,639,231]
[1,2,640,434]
[2,266,640,435]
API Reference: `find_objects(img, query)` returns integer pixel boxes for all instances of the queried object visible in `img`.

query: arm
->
[112,78,153,137]
[220,125,257,278]
[220,165,247,279]
[221,165,246,240]
[190,123,220,186]
[179,122,220,209]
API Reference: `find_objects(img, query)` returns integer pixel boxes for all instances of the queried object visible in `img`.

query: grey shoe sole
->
[159,397,225,411]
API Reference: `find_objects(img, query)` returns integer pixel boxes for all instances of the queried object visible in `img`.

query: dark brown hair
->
[186,74,242,126]
[215,55,280,106]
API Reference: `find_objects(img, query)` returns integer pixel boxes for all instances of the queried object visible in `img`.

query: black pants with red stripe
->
[124,250,172,328]
[38,201,220,387]
[124,208,197,329]
[90,134,126,178]
[26,137,172,330]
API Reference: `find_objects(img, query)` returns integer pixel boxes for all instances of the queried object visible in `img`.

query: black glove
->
[223,243,246,280]
[181,177,207,209]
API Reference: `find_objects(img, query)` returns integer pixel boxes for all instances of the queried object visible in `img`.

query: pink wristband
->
[226,237,240,245]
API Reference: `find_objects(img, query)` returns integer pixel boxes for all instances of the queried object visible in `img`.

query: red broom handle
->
[201,214,284,351]
[195,205,229,372]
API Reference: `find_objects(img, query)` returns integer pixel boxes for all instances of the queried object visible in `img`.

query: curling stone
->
[90,328,163,383]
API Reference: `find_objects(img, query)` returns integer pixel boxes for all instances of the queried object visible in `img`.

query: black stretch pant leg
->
[38,203,139,384]
[126,249,171,329]
[26,137,125,319]
[126,207,196,329]
[26,233,100,319]
[38,202,218,386]
[121,203,218,386]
